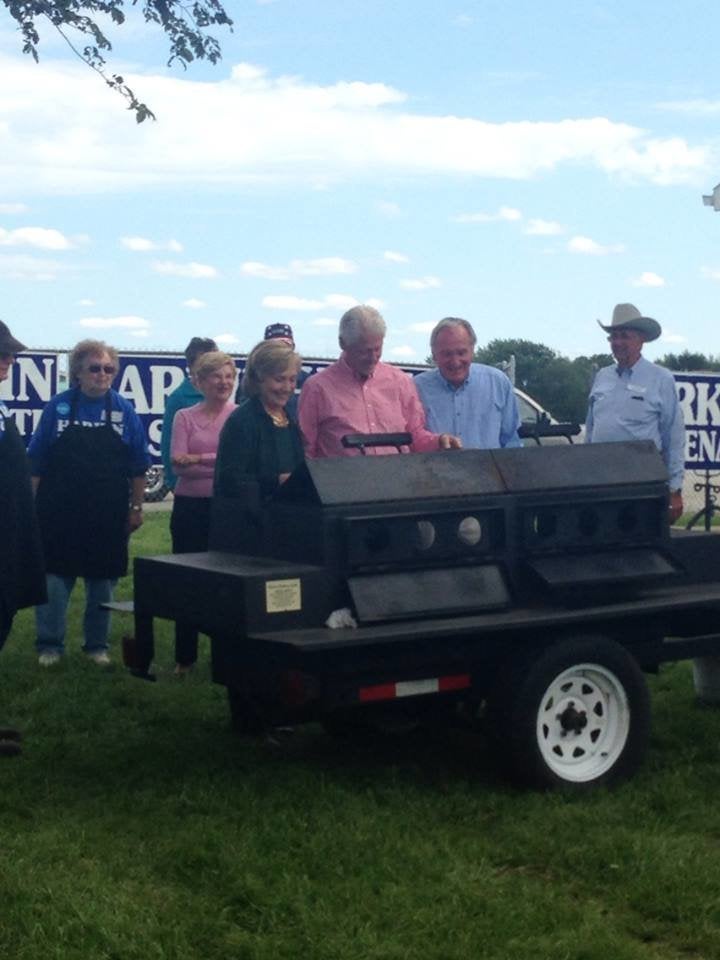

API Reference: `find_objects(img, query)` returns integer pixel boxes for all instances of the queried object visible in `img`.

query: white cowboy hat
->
[597,303,661,342]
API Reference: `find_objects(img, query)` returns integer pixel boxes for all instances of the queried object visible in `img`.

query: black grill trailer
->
[132,440,720,791]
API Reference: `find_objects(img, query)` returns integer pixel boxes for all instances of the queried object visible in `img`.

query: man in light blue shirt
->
[585,303,684,522]
[414,317,521,449]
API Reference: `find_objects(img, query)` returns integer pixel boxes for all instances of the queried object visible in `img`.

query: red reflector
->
[439,674,472,692]
[359,674,472,703]
[359,683,396,702]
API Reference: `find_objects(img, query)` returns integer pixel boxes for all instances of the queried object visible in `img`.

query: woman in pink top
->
[170,351,237,674]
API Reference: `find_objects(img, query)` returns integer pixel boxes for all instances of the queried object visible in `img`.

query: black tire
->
[487,636,651,791]
[143,466,170,503]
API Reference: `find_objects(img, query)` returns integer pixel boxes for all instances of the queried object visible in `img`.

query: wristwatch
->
[130,504,143,512]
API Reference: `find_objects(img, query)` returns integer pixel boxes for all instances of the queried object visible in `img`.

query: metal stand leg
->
[128,614,156,681]
[686,470,720,532]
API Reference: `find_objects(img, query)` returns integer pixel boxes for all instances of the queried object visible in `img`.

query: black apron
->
[35,390,132,579]
[0,409,46,626]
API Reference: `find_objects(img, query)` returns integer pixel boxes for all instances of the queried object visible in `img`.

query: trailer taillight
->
[358,674,471,703]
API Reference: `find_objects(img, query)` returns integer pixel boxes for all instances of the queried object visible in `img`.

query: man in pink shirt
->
[298,305,461,457]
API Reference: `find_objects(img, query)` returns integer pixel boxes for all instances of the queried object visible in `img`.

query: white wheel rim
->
[535,662,631,783]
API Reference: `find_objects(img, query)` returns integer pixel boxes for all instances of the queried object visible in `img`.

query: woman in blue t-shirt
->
[28,339,150,667]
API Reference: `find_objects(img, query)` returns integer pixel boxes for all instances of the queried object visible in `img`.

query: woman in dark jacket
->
[215,340,304,549]
[214,339,304,737]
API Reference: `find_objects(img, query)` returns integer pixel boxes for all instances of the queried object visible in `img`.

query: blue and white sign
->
[676,373,720,470]
[0,352,61,437]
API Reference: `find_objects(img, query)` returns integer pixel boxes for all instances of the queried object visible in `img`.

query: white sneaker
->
[38,653,60,667]
[87,651,111,666]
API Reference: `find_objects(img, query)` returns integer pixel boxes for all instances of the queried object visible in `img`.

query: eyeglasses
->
[87,364,116,374]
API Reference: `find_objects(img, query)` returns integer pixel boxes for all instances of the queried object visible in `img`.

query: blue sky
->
[1,0,719,363]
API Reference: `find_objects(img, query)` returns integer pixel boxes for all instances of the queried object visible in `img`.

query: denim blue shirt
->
[585,355,684,489]
[414,363,522,449]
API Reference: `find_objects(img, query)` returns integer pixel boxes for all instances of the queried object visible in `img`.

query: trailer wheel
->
[487,637,650,790]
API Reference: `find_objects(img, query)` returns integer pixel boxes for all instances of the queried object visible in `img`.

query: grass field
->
[2,513,720,959]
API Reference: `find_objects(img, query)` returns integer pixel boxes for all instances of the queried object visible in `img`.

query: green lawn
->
[2,514,720,959]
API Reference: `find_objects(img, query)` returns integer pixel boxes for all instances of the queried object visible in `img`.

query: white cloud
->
[182,298,207,309]
[214,333,241,344]
[567,235,625,255]
[129,329,150,338]
[152,260,219,278]
[524,218,565,236]
[121,236,183,252]
[452,206,522,223]
[388,345,417,357]
[0,56,707,192]
[311,317,339,326]
[384,250,410,263]
[376,201,402,218]
[241,257,356,280]
[0,226,74,250]
[241,261,290,280]
[78,315,149,329]
[78,298,95,306]
[263,292,383,313]
[0,254,64,280]
[400,275,442,290]
[263,295,326,311]
[632,271,665,287]
[660,332,687,344]
[407,321,436,333]
[656,99,720,115]
[293,257,356,276]
[326,293,365,310]
[701,266,720,281]
[0,202,28,214]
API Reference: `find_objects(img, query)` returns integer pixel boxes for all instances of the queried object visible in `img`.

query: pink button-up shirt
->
[298,355,441,458]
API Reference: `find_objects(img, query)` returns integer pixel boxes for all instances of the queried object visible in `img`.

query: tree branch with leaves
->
[2,0,233,122]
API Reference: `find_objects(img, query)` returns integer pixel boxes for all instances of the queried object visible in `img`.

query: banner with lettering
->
[0,352,62,435]
[114,353,344,463]
[675,373,720,470]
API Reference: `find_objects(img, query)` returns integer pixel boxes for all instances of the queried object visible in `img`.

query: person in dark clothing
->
[234,323,307,415]
[215,339,305,737]
[0,321,46,756]
[217,339,304,498]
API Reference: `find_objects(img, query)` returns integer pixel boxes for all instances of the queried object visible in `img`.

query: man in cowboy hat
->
[0,321,46,755]
[585,303,684,522]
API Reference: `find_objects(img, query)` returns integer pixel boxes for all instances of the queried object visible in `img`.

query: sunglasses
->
[87,364,116,374]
